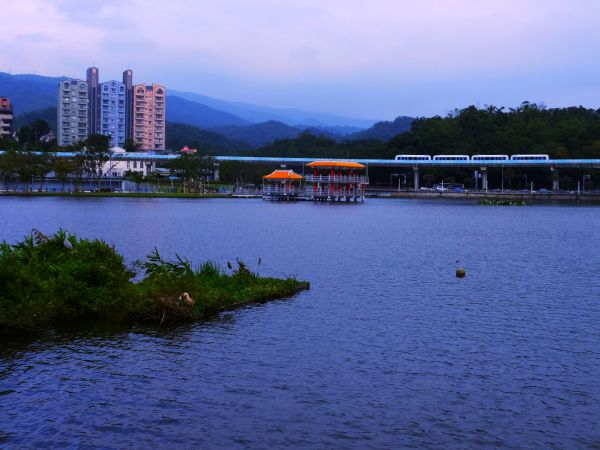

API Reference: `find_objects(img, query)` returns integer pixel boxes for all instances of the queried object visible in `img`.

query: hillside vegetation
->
[256,103,600,160]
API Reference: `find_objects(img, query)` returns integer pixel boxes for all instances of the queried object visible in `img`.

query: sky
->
[1,0,600,120]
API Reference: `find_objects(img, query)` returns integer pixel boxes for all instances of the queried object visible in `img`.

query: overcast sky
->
[2,0,599,120]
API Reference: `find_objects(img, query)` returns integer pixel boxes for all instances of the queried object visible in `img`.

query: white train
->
[394,155,431,161]
[394,154,550,161]
[510,154,550,161]
[432,155,470,161]
[472,154,509,161]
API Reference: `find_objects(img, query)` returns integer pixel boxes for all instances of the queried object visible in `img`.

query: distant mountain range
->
[0,73,60,115]
[0,72,414,148]
[169,89,378,128]
[166,95,250,128]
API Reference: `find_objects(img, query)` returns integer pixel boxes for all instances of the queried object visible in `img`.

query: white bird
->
[64,238,73,250]
[181,292,194,306]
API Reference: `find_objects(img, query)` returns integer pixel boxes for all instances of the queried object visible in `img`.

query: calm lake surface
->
[1,197,600,448]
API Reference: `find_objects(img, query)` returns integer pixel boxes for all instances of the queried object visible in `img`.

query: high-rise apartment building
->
[0,97,13,138]
[133,84,166,151]
[122,69,133,141]
[86,67,100,135]
[57,78,88,147]
[99,80,126,148]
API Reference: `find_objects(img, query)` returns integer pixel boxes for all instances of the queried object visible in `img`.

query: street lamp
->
[583,174,591,192]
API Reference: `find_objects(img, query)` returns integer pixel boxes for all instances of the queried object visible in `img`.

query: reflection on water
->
[1,197,600,448]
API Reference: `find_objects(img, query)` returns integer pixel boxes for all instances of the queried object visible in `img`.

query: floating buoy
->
[456,268,466,278]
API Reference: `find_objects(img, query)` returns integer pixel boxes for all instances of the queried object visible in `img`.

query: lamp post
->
[582,174,590,193]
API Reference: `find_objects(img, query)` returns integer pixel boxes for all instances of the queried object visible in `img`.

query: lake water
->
[1,197,599,448]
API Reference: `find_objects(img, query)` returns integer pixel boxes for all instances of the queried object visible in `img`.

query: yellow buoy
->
[456,268,466,278]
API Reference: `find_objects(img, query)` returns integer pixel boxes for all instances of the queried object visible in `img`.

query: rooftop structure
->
[122,69,133,141]
[86,67,100,135]
[180,145,197,154]
[0,97,13,138]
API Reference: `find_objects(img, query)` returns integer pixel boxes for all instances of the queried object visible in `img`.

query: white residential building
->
[99,80,127,147]
[58,78,88,147]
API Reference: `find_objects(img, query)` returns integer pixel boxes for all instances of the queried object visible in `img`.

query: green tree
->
[123,170,145,192]
[18,119,51,148]
[144,171,165,192]
[422,173,436,187]
[78,134,111,190]
[31,153,52,191]
[167,154,211,193]
[51,156,75,192]
[124,138,141,152]
[0,151,19,190]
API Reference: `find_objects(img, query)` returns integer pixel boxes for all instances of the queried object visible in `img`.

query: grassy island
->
[0,230,309,333]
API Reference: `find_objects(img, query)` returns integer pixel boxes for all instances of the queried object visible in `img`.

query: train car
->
[394,155,432,161]
[432,155,470,161]
[472,154,509,161]
[510,154,550,161]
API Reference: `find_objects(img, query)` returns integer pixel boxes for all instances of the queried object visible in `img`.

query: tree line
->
[254,103,600,160]
[0,131,217,193]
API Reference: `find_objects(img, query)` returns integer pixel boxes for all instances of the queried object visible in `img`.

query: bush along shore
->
[0,230,309,333]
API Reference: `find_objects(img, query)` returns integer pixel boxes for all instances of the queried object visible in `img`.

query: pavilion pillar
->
[213,162,220,182]
[330,168,335,195]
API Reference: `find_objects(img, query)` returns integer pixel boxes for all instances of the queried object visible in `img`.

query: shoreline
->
[0,191,231,199]
[2,189,600,203]
[369,191,600,204]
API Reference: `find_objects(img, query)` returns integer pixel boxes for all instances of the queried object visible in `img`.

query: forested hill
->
[389,103,600,159]
[255,103,600,159]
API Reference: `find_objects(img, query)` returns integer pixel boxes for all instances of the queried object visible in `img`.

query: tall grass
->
[0,231,308,333]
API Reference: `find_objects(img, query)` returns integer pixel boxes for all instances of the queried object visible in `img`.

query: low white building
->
[102,147,155,178]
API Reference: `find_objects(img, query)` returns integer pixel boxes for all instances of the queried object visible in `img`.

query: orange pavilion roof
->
[262,170,304,180]
[306,161,366,169]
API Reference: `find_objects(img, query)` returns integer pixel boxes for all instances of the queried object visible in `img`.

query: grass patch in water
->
[478,199,526,206]
[0,230,308,333]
